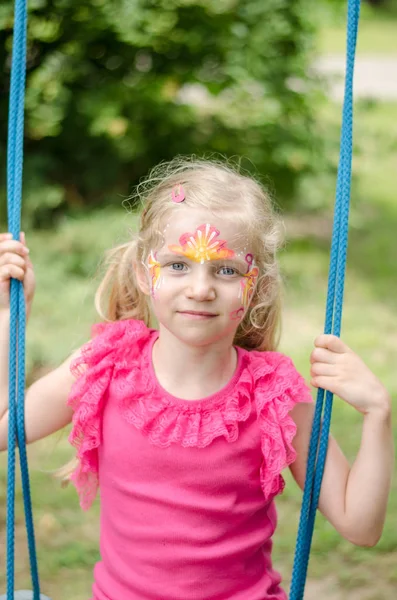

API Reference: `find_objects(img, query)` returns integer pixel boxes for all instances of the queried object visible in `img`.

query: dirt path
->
[302,577,395,600]
[315,54,397,100]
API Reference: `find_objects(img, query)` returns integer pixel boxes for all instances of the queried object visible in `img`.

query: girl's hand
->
[0,232,35,317]
[310,334,391,417]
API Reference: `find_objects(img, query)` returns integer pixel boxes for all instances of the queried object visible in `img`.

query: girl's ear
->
[134,261,151,296]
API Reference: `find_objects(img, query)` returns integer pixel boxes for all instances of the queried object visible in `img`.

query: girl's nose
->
[185,270,216,301]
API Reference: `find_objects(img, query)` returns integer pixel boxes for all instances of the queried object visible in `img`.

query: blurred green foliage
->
[0,0,322,227]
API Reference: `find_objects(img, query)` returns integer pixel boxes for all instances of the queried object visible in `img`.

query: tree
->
[1,0,319,226]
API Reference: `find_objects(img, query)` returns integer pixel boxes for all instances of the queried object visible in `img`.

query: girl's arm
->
[0,232,78,451]
[0,309,79,451]
[289,335,394,548]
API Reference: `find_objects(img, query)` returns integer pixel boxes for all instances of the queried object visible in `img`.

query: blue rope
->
[6,0,41,598]
[289,1,360,598]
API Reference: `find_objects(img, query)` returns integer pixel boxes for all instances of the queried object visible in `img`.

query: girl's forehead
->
[159,209,249,251]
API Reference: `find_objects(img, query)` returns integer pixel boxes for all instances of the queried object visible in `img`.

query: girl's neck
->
[151,328,238,401]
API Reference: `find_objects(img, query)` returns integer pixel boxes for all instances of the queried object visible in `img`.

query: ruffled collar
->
[117,324,254,448]
[68,319,312,509]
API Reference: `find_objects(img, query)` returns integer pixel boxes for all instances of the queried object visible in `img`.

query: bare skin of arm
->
[289,336,394,548]
[0,308,79,451]
[0,233,80,450]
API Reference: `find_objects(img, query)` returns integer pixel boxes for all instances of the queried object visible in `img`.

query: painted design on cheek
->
[245,253,254,274]
[229,254,259,322]
[148,251,162,296]
[230,307,244,321]
[168,224,235,264]
[241,265,259,308]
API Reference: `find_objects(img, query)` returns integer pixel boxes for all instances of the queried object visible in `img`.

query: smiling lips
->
[178,310,218,317]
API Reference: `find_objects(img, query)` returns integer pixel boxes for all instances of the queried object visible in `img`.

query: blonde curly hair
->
[95,156,284,352]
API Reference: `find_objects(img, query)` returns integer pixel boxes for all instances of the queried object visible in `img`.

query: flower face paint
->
[168,223,235,264]
[241,260,259,308]
[146,208,260,348]
[167,227,258,321]
[148,250,162,296]
[229,253,259,321]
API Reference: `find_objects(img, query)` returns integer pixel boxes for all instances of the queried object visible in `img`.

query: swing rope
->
[289,1,360,598]
[6,0,41,598]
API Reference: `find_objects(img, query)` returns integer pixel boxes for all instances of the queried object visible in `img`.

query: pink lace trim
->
[250,352,312,499]
[67,319,312,508]
[67,319,150,509]
[118,360,253,449]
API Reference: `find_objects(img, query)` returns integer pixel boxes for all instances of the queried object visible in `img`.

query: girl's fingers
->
[0,233,13,242]
[0,240,29,257]
[310,362,336,377]
[0,252,27,270]
[0,232,27,243]
[310,375,338,393]
[0,264,25,282]
[314,334,350,354]
[310,347,339,364]
[25,254,34,269]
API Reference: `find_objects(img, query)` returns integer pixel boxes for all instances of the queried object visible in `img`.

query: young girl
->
[0,158,394,600]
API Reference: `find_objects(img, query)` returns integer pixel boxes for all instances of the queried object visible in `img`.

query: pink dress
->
[68,319,312,600]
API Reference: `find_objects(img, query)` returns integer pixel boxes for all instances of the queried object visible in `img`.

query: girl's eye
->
[169,262,187,272]
[219,266,239,276]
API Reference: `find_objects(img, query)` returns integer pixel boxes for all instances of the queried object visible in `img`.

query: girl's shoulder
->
[244,349,311,403]
[70,318,152,378]
[67,318,152,509]
[244,348,312,441]
[242,348,313,498]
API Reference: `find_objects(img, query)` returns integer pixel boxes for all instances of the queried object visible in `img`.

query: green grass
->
[1,100,397,598]
[317,2,397,54]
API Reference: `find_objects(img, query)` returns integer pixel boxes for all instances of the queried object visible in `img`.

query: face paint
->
[241,264,259,308]
[244,253,254,274]
[230,307,244,321]
[230,254,259,322]
[168,223,235,264]
[148,251,162,296]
